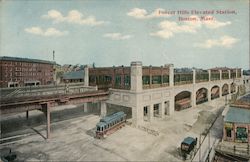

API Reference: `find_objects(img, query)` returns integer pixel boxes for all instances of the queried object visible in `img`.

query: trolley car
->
[96,111,126,139]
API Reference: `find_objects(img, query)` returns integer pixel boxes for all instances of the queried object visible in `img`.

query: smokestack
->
[53,50,55,61]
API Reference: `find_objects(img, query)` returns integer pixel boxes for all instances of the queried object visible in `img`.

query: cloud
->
[103,33,133,40]
[127,8,171,19]
[42,10,106,26]
[202,16,231,29]
[194,35,239,48]
[150,20,199,39]
[150,15,231,39]
[25,27,68,37]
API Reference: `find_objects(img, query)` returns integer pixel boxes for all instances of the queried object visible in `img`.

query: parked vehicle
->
[96,111,126,139]
[178,137,197,160]
[175,98,191,111]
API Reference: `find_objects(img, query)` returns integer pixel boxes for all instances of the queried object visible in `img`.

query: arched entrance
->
[222,84,229,96]
[211,86,220,100]
[196,88,208,104]
[175,91,191,111]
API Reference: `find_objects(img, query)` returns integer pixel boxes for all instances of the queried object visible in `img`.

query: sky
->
[1,0,249,69]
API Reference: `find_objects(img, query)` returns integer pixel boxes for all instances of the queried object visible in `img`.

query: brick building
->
[223,94,250,143]
[0,56,55,88]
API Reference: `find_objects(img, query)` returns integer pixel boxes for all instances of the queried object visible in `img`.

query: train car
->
[175,98,191,111]
[211,88,219,99]
[196,91,208,104]
[96,111,126,139]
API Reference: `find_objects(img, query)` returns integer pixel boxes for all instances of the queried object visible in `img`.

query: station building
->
[85,61,243,126]
[0,56,55,88]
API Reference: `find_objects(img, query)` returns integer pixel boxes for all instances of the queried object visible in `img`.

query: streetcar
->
[96,111,126,139]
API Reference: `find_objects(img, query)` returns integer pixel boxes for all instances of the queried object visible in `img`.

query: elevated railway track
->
[1,86,109,139]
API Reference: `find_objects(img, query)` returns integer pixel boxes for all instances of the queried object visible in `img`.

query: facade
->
[0,56,55,88]
[223,94,250,143]
[62,70,84,83]
[243,70,250,92]
[214,94,250,162]
[85,61,243,126]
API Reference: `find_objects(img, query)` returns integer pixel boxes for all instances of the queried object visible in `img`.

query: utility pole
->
[52,50,56,85]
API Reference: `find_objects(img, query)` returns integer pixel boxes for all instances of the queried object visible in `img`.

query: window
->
[223,73,229,79]
[104,76,112,84]
[236,127,248,142]
[196,73,209,81]
[226,128,232,137]
[152,75,161,84]
[124,75,130,86]
[181,144,189,151]
[142,76,150,85]
[99,75,104,84]
[163,75,169,83]
[115,75,121,86]
[89,75,96,83]
[174,74,180,83]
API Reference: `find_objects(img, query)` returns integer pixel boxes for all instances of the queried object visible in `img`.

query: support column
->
[26,110,29,119]
[228,70,231,79]
[83,103,88,113]
[100,101,107,118]
[220,86,223,98]
[131,61,143,127]
[236,69,238,78]
[84,65,89,86]
[132,104,144,127]
[149,104,154,122]
[208,70,211,82]
[169,64,174,87]
[228,84,231,101]
[41,102,51,139]
[130,61,142,92]
[219,70,222,80]
[160,102,165,118]
[193,69,196,84]
[208,89,211,102]
[192,92,196,108]
[169,96,175,115]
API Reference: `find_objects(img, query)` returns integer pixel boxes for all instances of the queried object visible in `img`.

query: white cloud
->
[25,27,68,37]
[127,8,171,19]
[202,16,231,29]
[150,15,231,39]
[150,20,199,39]
[42,9,106,26]
[103,33,133,40]
[194,35,239,48]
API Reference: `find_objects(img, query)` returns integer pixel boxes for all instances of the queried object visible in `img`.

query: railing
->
[1,83,97,99]
[196,72,209,83]
[174,80,193,85]
[215,143,250,159]
[211,73,220,81]
[142,83,169,89]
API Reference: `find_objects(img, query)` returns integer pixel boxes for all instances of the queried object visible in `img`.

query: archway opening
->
[175,91,191,111]
[196,88,208,105]
[211,86,220,100]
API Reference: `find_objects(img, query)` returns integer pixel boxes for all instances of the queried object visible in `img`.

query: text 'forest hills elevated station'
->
[86,61,244,126]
